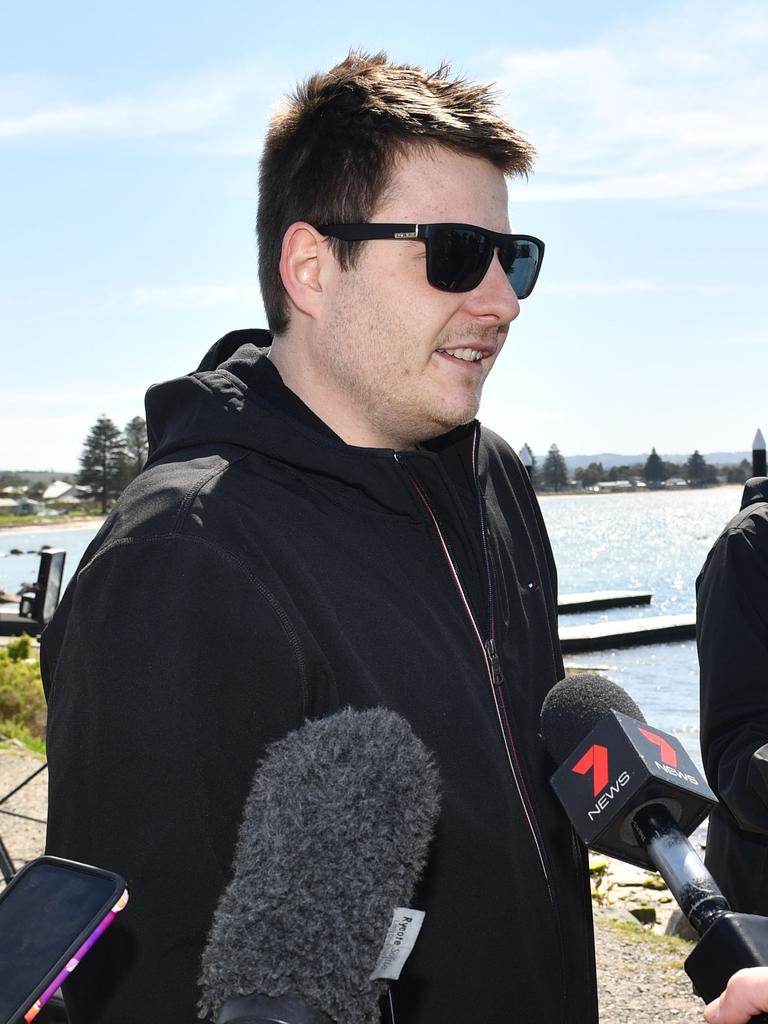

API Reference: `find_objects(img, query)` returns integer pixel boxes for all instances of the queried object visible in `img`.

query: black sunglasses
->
[316,222,545,299]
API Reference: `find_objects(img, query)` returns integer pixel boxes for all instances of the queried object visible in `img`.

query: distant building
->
[0,495,43,514]
[594,480,634,493]
[42,480,91,504]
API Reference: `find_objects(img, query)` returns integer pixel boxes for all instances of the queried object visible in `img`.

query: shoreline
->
[0,516,105,536]
[537,483,742,500]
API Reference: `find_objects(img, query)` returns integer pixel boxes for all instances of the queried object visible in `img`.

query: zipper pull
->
[484,637,504,686]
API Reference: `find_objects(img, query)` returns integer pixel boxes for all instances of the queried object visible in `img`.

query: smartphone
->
[0,856,128,1024]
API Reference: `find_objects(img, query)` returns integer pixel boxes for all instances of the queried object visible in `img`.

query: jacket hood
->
[742,477,768,509]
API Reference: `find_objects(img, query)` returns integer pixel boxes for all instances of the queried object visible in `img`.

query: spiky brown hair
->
[257,50,535,334]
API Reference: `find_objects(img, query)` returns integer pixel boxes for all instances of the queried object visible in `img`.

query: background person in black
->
[699,476,768,914]
[41,52,597,1023]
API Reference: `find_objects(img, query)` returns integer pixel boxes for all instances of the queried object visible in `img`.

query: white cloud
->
[485,1,768,204]
[0,66,277,144]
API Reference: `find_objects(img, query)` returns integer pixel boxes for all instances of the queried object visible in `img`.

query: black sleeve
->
[42,533,309,1023]
[698,513,768,833]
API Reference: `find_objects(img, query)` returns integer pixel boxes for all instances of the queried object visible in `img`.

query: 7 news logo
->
[571,727,696,821]
[573,728,678,797]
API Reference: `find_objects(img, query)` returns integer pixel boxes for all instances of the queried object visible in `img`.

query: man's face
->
[314,147,521,449]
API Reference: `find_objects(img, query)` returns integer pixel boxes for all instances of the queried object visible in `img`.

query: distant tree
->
[685,450,711,487]
[663,461,684,480]
[644,448,665,486]
[124,416,149,479]
[0,472,24,490]
[542,444,569,492]
[79,415,127,513]
[729,460,753,483]
[574,462,604,488]
[27,481,47,499]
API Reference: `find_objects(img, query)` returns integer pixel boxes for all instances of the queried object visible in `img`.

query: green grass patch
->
[599,917,693,968]
[0,635,46,753]
[0,511,101,528]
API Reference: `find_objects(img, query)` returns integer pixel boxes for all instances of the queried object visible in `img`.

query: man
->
[699,476,768,914]
[42,52,597,1023]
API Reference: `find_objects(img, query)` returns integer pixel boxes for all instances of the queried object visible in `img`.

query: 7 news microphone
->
[198,706,441,1024]
[541,672,768,1020]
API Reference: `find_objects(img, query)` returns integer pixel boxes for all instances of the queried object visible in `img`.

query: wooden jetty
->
[560,613,696,653]
[558,590,652,614]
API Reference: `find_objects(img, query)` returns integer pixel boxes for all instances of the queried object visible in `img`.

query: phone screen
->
[0,858,127,1023]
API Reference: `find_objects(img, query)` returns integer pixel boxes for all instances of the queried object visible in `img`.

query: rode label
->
[370,907,425,981]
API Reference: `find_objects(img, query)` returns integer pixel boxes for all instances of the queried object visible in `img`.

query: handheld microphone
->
[541,672,768,1019]
[198,706,441,1024]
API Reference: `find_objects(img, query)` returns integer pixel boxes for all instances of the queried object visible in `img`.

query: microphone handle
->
[631,803,729,935]
[630,804,768,1021]
[218,993,332,1024]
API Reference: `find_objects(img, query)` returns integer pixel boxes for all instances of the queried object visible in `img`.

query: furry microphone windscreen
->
[198,706,441,1024]
[540,671,646,766]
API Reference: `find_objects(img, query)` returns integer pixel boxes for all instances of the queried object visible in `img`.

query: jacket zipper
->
[393,449,552,889]
[470,429,571,1021]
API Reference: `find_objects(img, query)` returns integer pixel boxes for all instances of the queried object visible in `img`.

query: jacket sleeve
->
[698,513,768,834]
[41,533,310,1023]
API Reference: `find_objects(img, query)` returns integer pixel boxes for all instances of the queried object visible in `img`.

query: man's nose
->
[463,251,521,324]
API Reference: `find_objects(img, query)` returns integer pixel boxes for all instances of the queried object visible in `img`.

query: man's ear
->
[279,223,327,320]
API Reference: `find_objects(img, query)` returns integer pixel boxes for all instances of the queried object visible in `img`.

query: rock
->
[589,854,610,875]
[593,905,643,927]
[629,906,657,925]
[640,873,668,890]
[665,907,699,941]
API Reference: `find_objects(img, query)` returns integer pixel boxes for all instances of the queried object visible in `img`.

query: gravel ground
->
[0,747,708,1022]
[0,745,48,873]
[594,909,703,1022]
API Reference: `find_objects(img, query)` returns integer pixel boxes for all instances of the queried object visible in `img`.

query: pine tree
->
[79,415,127,513]
[542,444,569,492]
[124,416,149,479]
[685,450,709,487]
[644,448,665,486]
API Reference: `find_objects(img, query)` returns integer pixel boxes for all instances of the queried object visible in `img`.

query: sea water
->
[541,485,743,771]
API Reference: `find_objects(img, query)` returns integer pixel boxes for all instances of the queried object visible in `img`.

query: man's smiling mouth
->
[435,347,485,362]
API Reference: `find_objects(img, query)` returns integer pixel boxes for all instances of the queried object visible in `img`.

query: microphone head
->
[540,671,645,766]
[198,706,441,1024]
[541,672,715,869]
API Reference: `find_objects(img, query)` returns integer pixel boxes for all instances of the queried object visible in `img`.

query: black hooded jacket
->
[42,331,597,1024]
[699,476,768,913]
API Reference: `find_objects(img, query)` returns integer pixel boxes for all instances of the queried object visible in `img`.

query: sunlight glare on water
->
[539,486,745,771]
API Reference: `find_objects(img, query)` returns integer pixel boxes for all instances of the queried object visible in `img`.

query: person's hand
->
[705,967,768,1023]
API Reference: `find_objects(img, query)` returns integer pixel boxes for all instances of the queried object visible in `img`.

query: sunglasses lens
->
[499,240,541,300]
[427,228,492,292]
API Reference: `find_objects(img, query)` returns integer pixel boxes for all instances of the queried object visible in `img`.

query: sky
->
[1,0,766,472]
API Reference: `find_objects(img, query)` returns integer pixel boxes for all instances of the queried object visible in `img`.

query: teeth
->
[440,348,484,362]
